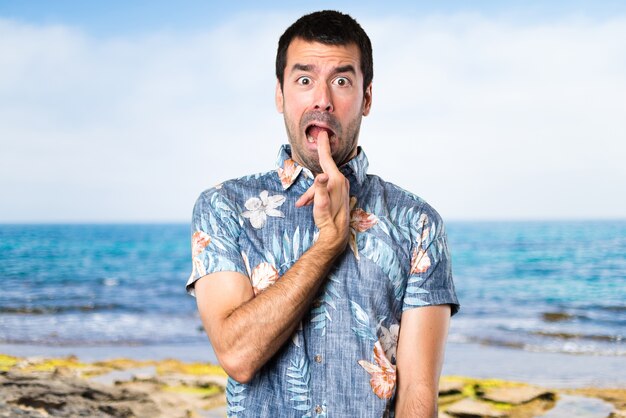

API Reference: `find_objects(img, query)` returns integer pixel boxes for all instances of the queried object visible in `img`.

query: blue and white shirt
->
[187,144,459,417]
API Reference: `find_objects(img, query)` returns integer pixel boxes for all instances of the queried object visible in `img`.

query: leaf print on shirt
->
[241,190,286,229]
[406,213,433,307]
[350,300,377,341]
[287,357,312,417]
[349,196,378,260]
[261,227,314,270]
[291,320,303,347]
[358,340,397,399]
[408,212,431,274]
[382,205,421,243]
[277,158,303,189]
[310,274,341,336]
[226,378,246,416]
[359,234,405,301]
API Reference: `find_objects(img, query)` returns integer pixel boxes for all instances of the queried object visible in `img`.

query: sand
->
[1,352,625,418]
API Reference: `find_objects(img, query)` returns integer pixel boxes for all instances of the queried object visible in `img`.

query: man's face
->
[276,38,372,174]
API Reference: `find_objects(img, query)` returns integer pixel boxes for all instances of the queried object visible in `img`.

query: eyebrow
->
[291,63,313,73]
[290,63,357,75]
[335,65,356,75]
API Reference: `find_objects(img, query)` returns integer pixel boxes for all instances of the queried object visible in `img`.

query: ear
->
[275,80,284,113]
[362,83,372,116]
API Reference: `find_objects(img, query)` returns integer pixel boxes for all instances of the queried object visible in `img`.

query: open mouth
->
[305,124,336,143]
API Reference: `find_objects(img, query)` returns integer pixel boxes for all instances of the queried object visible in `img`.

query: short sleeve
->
[185,188,248,296]
[402,209,460,315]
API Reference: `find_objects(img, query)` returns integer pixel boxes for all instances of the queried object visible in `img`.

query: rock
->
[0,399,47,417]
[542,312,575,322]
[132,372,156,381]
[14,357,45,369]
[53,365,78,378]
[0,370,161,417]
[155,372,228,389]
[445,398,508,418]
[439,380,465,395]
[481,386,555,405]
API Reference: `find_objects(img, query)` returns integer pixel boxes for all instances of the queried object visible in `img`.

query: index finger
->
[317,131,340,175]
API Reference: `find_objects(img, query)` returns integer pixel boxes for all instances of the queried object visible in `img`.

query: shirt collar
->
[275,144,369,190]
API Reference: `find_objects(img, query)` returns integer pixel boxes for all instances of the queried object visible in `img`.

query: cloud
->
[1,13,625,221]
[363,14,626,219]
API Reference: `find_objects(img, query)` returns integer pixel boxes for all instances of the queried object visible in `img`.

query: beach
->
[1,221,624,416]
[1,342,625,417]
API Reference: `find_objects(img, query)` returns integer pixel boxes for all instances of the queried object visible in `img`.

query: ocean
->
[1,221,624,358]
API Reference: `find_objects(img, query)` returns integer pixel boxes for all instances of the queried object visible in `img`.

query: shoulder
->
[365,175,444,226]
[194,168,283,209]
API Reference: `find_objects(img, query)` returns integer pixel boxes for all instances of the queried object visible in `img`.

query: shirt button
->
[314,354,322,363]
[315,405,323,414]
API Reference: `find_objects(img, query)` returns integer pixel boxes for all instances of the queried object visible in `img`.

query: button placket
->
[308,291,328,418]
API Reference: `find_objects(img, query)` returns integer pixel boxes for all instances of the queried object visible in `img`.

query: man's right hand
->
[296,132,350,253]
[196,132,351,384]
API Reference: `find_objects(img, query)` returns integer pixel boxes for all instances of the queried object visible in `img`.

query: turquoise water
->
[448,221,626,355]
[0,221,624,355]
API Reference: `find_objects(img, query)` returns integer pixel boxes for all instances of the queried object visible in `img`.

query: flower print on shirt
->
[242,190,286,229]
[192,231,211,257]
[410,214,432,274]
[190,231,211,277]
[377,323,400,364]
[358,340,397,399]
[349,196,378,260]
[186,145,459,416]
[242,250,279,296]
[410,247,431,274]
[277,159,303,189]
[251,262,279,296]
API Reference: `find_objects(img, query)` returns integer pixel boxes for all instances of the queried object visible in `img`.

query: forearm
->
[217,237,342,381]
[395,383,438,418]
[394,306,451,418]
[209,134,350,382]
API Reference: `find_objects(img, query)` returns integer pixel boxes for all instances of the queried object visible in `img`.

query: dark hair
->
[276,10,373,93]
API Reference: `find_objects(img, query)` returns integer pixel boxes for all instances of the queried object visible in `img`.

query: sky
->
[1,1,625,222]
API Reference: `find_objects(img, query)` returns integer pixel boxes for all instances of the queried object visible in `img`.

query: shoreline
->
[1,341,625,389]
[1,350,625,418]
[444,342,626,389]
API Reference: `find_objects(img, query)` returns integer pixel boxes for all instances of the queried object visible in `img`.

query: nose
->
[313,83,333,112]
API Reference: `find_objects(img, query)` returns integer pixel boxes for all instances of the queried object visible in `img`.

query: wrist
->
[316,229,348,255]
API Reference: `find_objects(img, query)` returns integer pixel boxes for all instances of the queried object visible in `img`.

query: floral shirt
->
[186,145,459,418]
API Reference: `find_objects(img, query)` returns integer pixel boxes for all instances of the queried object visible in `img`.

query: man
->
[187,10,459,417]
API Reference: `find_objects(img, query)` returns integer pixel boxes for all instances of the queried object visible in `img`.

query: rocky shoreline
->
[1,353,624,417]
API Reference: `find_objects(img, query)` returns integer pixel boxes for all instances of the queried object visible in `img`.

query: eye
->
[297,76,312,86]
[333,77,351,87]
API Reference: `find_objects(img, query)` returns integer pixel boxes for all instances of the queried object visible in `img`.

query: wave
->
[541,311,588,322]
[0,304,130,315]
[460,335,626,356]
[596,305,626,313]
[0,335,203,347]
[530,330,623,343]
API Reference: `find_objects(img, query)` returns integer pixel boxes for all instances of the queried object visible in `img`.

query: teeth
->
[306,135,315,143]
